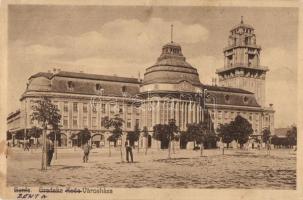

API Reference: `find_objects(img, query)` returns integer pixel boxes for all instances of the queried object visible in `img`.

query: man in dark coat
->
[125,140,133,163]
[82,143,90,163]
[46,137,54,166]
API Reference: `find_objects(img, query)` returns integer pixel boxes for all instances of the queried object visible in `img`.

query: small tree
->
[198,122,208,156]
[179,131,188,149]
[152,120,178,158]
[186,123,201,149]
[127,124,140,153]
[48,126,61,144]
[28,126,43,148]
[217,123,233,154]
[286,126,297,148]
[142,126,149,155]
[31,97,61,170]
[167,119,178,159]
[102,115,124,161]
[153,124,164,150]
[230,115,253,148]
[262,127,271,155]
[204,132,219,149]
[48,124,62,159]
[78,128,91,146]
[186,122,207,156]
[172,131,180,154]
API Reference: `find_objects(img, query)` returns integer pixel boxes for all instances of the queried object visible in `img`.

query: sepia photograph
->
[1,1,302,200]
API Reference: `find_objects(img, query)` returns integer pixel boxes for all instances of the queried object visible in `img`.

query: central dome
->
[142,42,201,86]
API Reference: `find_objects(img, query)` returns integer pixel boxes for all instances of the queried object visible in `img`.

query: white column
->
[182,101,185,130]
[146,102,149,128]
[170,101,174,121]
[151,101,155,126]
[176,101,180,127]
[141,103,145,127]
[201,104,204,123]
[156,100,160,124]
[193,103,197,123]
[184,102,186,128]
[180,101,183,130]
[197,105,200,123]
[185,102,188,127]
[188,101,192,124]
[167,101,170,122]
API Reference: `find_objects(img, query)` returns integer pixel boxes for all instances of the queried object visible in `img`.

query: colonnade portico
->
[141,97,203,131]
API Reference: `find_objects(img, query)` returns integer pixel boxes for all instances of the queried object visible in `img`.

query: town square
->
[4,4,298,196]
[7,147,296,189]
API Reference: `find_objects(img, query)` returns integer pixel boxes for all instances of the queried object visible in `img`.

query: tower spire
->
[171,24,173,43]
[241,16,244,24]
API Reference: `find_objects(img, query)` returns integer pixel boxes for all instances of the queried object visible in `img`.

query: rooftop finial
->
[171,24,173,43]
[241,16,244,24]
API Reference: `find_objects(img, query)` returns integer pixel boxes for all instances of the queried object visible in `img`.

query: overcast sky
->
[8,5,298,128]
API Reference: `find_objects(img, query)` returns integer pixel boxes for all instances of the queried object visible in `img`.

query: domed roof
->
[142,41,201,86]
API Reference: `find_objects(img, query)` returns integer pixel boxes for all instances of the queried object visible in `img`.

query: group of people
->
[43,136,135,167]
[81,140,134,164]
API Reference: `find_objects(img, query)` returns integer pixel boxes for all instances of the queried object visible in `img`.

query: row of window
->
[62,115,139,129]
[212,111,261,122]
[67,81,128,93]
[59,102,140,115]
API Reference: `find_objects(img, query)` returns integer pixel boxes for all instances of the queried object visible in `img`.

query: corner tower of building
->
[216,17,268,106]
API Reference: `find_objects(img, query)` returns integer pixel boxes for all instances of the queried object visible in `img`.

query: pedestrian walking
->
[82,143,90,163]
[26,141,31,151]
[46,137,54,166]
[24,140,30,151]
[125,140,133,163]
[5,142,9,158]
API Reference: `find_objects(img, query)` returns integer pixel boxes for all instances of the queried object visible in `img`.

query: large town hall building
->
[7,19,275,148]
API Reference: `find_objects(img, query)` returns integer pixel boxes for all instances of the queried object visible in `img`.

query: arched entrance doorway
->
[91,134,105,148]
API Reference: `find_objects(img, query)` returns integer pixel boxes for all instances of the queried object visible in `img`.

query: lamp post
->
[268,114,271,155]
[54,129,57,160]
[203,89,207,123]
[204,91,220,154]
[99,88,104,148]
[204,93,217,133]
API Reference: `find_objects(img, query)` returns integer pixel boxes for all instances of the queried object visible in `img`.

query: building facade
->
[7,19,274,149]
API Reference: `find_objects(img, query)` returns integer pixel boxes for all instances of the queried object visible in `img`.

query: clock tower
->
[216,17,268,106]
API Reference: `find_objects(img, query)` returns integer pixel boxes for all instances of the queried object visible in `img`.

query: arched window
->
[96,83,102,91]
[243,96,249,103]
[67,81,74,90]
[245,37,249,45]
[122,86,126,92]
